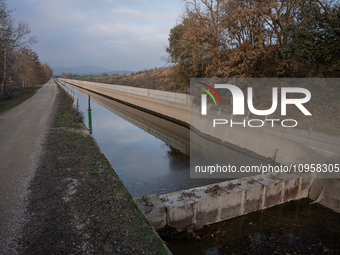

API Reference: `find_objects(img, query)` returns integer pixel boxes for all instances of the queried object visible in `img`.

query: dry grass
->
[78,67,190,94]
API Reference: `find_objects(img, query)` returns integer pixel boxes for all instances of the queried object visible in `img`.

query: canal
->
[62,82,267,197]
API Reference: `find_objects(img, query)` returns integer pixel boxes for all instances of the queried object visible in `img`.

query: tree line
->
[61,72,74,79]
[0,0,52,98]
[166,0,340,80]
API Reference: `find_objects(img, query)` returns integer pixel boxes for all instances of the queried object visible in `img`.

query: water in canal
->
[62,83,266,197]
[165,198,340,255]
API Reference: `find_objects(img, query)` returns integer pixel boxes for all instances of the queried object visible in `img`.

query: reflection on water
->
[62,83,267,197]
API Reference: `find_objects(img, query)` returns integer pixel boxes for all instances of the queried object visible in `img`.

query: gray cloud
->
[7,0,183,71]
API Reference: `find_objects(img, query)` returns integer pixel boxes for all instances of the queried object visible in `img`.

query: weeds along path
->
[0,79,57,254]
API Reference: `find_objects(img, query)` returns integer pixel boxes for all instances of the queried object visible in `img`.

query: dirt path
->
[0,80,57,254]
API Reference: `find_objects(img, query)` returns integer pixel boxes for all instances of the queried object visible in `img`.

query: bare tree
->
[167,0,320,78]
[13,48,45,87]
[0,0,36,96]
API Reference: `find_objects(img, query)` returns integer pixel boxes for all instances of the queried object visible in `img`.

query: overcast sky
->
[7,0,184,71]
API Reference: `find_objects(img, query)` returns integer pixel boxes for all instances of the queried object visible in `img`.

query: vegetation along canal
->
[62,82,267,197]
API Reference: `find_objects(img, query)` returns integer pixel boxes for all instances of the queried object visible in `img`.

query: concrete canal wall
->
[58,78,190,127]
[134,173,312,232]
[191,109,340,168]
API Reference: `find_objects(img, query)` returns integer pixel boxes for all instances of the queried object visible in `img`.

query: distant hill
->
[51,65,132,76]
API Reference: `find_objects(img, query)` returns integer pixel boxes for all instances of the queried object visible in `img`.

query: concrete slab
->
[133,195,166,230]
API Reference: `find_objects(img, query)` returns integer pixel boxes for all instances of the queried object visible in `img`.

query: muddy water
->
[62,83,266,197]
[166,198,340,255]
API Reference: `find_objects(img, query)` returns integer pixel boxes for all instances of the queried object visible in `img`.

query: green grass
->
[89,172,100,177]
[0,86,41,112]
[53,86,83,128]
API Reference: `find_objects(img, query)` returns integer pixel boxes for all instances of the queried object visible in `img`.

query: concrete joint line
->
[261,185,266,210]
[282,180,285,204]
[298,177,302,198]
[240,190,245,215]
[193,202,197,226]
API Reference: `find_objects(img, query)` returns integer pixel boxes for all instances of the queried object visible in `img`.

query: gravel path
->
[0,80,57,254]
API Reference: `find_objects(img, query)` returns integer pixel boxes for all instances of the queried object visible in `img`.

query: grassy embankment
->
[74,75,116,80]
[0,86,42,112]
[19,83,169,254]
[76,67,189,93]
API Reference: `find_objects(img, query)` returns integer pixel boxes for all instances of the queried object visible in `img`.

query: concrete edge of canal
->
[134,172,313,233]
